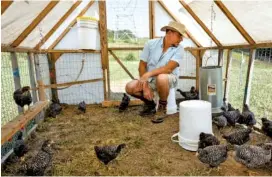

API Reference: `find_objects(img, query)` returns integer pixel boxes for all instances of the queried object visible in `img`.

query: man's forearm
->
[145,66,172,78]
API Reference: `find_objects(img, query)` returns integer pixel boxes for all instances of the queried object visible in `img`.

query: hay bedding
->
[2,105,272,176]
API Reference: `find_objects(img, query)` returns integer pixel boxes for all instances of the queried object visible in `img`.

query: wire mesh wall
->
[256,48,272,62]
[1,53,19,126]
[55,53,104,104]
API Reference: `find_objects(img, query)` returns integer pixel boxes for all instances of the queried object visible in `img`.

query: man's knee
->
[156,74,169,86]
[125,80,138,95]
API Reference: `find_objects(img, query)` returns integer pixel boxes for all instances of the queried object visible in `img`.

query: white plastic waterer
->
[166,88,177,115]
[171,100,213,151]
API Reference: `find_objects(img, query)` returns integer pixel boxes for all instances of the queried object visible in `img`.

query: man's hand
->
[142,81,154,101]
[139,72,150,83]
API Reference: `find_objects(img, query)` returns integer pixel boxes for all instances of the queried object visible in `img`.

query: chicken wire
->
[55,53,104,104]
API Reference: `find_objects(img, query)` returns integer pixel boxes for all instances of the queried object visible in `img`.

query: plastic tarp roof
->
[1,0,272,49]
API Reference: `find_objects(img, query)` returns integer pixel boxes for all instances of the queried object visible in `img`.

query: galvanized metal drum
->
[199,66,223,114]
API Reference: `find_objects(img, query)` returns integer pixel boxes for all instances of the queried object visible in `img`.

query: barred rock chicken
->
[78,101,86,113]
[13,86,32,113]
[198,132,220,150]
[47,99,62,118]
[197,145,229,168]
[177,86,199,100]
[213,115,227,130]
[238,104,256,127]
[24,140,54,176]
[257,142,272,152]
[223,109,241,126]
[227,103,236,111]
[222,127,252,145]
[119,93,130,112]
[261,118,272,138]
[234,144,271,168]
[13,131,28,159]
[94,144,126,165]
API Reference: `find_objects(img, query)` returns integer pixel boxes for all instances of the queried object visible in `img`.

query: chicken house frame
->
[1,0,272,171]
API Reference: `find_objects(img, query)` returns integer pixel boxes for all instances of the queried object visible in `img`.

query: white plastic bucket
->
[166,88,177,115]
[171,100,213,151]
[77,17,99,49]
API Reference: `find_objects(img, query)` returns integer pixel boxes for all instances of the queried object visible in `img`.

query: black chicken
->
[223,127,252,145]
[94,144,126,165]
[227,103,236,111]
[13,86,32,113]
[237,104,256,127]
[177,86,199,100]
[223,109,241,126]
[213,115,227,130]
[221,98,228,112]
[261,118,272,138]
[198,132,220,149]
[13,131,28,159]
[47,99,62,118]
[78,101,86,113]
[119,94,130,112]
[24,140,53,176]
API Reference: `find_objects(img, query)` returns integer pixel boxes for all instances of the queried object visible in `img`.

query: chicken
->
[198,132,220,149]
[197,145,229,168]
[223,109,241,126]
[261,118,272,138]
[213,115,227,130]
[13,86,32,113]
[47,99,62,118]
[234,144,271,168]
[177,86,199,100]
[238,104,256,127]
[78,101,86,113]
[257,142,272,153]
[24,140,54,176]
[94,144,126,165]
[13,131,28,158]
[227,103,236,111]
[220,98,228,112]
[119,93,130,112]
[222,127,252,145]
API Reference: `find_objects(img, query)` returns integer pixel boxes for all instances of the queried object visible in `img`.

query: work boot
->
[151,100,167,123]
[139,101,156,117]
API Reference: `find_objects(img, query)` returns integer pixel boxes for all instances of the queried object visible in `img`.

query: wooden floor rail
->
[102,99,143,107]
[1,101,48,145]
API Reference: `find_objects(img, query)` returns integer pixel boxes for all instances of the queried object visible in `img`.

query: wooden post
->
[33,54,44,101]
[48,53,58,101]
[195,51,201,91]
[27,53,38,103]
[223,49,232,100]
[11,52,22,113]
[99,1,110,100]
[37,80,46,101]
[149,0,155,39]
[218,49,224,66]
[243,49,256,106]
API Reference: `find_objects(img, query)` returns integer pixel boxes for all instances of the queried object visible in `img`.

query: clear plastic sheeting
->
[188,1,247,45]
[19,1,74,48]
[1,1,49,45]
[224,1,272,43]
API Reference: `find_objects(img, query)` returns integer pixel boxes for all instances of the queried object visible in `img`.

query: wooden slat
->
[1,101,48,145]
[11,1,59,47]
[1,0,13,15]
[223,49,232,100]
[158,0,201,47]
[179,76,196,80]
[1,45,40,53]
[109,50,135,80]
[179,0,222,47]
[185,42,272,51]
[108,47,143,51]
[195,51,200,91]
[49,1,94,49]
[149,0,155,39]
[243,49,255,106]
[46,49,100,53]
[43,78,104,89]
[48,53,58,101]
[218,49,224,66]
[102,99,143,107]
[214,0,255,45]
[35,1,82,49]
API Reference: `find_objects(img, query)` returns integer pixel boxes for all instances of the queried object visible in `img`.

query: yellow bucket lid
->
[77,16,98,22]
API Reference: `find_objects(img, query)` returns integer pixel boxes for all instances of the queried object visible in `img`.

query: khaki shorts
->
[148,74,178,91]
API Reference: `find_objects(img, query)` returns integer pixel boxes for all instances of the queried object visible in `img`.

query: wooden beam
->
[48,53,58,101]
[1,0,13,15]
[158,0,201,47]
[11,52,22,113]
[1,45,40,53]
[149,0,155,39]
[49,0,94,49]
[195,51,200,91]
[35,1,82,49]
[185,42,272,51]
[1,101,48,145]
[243,49,255,106]
[11,1,59,47]
[179,0,222,47]
[102,99,143,107]
[108,47,143,51]
[223,49,232,100]
[214,0,255,45]
[43,78,104,89]
[218,49,224,66]
[109,50,135,80]
[27,53,38,103]
[179,76,196,80]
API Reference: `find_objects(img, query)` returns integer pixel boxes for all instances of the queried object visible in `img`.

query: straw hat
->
[161,21,188,38]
